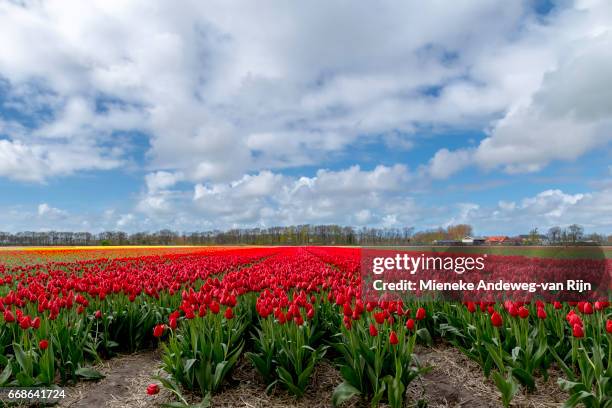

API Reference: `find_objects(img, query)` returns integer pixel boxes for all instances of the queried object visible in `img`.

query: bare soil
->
[406,344,567,408]
[59,350,167,408]
[58,344,567,408]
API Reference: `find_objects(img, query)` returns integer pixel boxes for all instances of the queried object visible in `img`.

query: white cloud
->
[458,188,612,234]
[428,148,473,179]
[427,2,612,178]
[0,0,550,184]
[37,203,68,219]
[145,171,184,192]
[0,1,611,234]
[117,213,135,228]
[135,165,418,228]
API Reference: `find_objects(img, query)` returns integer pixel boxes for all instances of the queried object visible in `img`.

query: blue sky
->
[0,0,611,235]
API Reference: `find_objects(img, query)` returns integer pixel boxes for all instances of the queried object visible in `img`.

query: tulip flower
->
[373,312,385,324]
[19,316,31,330]
[415,307,426,321]
[369,323,378,337]
[508,304,519,317]
[537,308,547,319]
[389,330,399,345]
[3,310,15,323]
[146,383,160,395]
[406,318,415,330]
[606,319,612,334]
[153,324,165,338]
[491,312,503,327]
[568,314,582,327]
[572,323,584,338]
[224,307,234,320]
[343,316,352,330]
[39,339,49,350]
[518,306,529,319]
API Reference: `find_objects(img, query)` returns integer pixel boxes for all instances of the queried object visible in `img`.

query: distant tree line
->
[546,224,609,244]
[0,225,414,246]
[0,224,609,246]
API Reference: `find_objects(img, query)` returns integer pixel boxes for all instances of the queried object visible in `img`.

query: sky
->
[0,0,611,235]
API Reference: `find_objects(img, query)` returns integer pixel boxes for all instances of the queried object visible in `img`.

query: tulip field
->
[0,246,610,407]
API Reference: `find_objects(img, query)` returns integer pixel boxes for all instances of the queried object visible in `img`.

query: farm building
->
[461,236,486,245]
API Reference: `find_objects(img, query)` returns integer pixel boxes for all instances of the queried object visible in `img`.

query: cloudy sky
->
[0,0,611,234]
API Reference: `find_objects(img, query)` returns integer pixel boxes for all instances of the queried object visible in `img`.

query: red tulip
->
[39,339,49,350]
[537,308,547,319]
[32,316,41,329]
[568,314,582,327]
[3,310,15,323]
[94,310,102,319]
[389,330,399,345]
[415,307,426,321]
[491,312,503,327]
[224,307,234,320]
[406,318,415,330]
[153,324,165,338]
[572,323,584,338]
[146,383,160,395]
[582,303,593,315]
[606,319,612,334]
[169,316,177,329]
[518,306,529,319]
[343,316,352,330]
[373,312,385,324]
[508,304,519,317]
[369,323,378,337]
[19,315,31,330]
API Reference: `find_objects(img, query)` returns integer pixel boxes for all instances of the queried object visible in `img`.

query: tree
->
[567,224,584,243]
[447,224,473,240]
[547,226,561,244]
[528,228,541,245]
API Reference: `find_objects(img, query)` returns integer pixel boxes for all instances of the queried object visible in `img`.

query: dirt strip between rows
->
[59,343,566,408]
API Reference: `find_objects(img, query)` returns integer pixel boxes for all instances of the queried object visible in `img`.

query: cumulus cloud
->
[37,203,68,219]
[428,148,473,179]
[116,213,135,228]
[145,171,184,192]
[133,165,420,228]
[459,189,612,234]
[1,1,611,232]
[428,2,612,178]
[0,0,547,184]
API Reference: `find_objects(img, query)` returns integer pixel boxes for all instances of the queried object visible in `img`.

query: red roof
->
[486,236,508,243]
